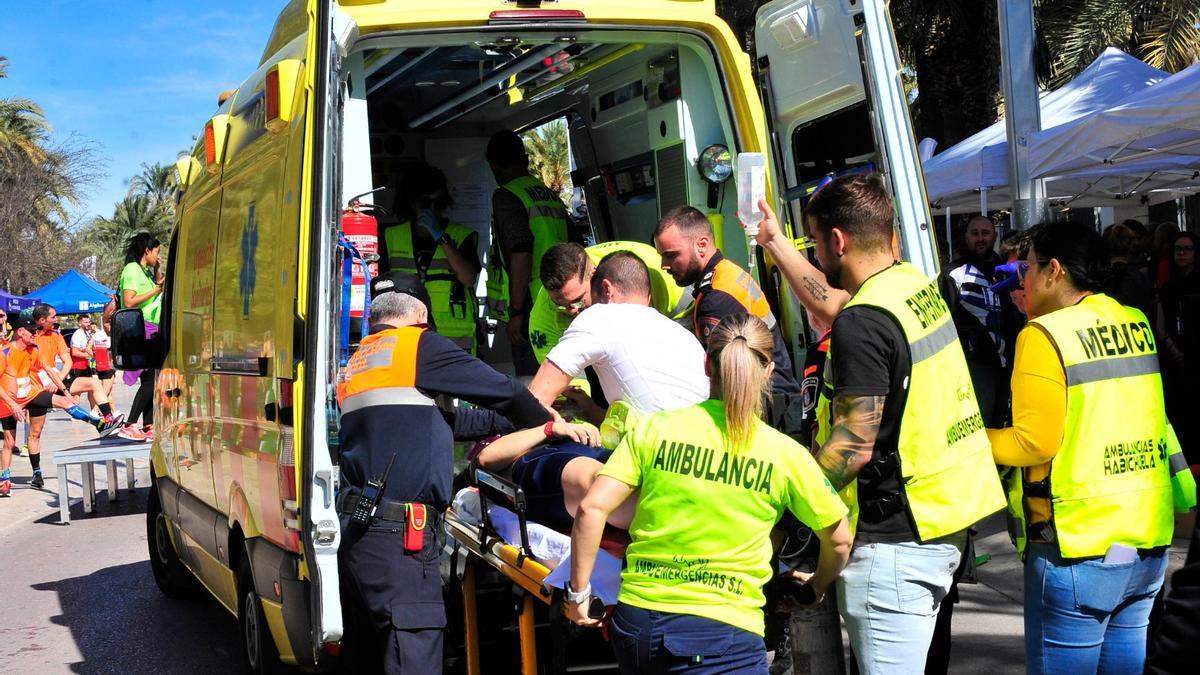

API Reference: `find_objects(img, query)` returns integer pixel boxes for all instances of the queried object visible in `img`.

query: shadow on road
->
[31,560,240,673]
[33,485,147,527]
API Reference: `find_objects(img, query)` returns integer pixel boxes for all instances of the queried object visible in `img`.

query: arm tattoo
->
[801,276,830,302]
[816,395,886,490]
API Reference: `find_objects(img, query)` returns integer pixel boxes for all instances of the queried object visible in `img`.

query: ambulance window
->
[789,102,876,199]
[520,116,591,244]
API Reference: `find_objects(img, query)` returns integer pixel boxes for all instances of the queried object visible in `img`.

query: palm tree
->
[128,161,175,211]
[522,120,573,206]
[1039,0,1200,86]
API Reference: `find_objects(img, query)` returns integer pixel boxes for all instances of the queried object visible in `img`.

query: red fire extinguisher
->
[341,191,383,319]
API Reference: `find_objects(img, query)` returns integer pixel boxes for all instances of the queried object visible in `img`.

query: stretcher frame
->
[445,467,573,675]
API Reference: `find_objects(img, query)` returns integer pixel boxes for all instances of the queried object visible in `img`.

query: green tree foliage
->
[1040,0,1200,85]
[78,163,176,284]
[522,119,573,206]
[0,56,102,293]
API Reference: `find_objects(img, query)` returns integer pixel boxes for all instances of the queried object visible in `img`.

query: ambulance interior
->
[341,27,881,367]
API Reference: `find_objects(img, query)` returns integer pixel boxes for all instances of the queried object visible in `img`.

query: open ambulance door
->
[754,0,938,277]
[298,0,358,656]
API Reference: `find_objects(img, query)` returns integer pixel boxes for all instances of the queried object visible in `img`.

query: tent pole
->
[980,187,989,214]
[997,0,1047,229]
[945,207,952,254]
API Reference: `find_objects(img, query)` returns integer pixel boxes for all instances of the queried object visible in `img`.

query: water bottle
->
[736,152,766,236]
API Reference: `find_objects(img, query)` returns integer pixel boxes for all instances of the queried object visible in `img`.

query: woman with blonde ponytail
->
[567,313,852,674]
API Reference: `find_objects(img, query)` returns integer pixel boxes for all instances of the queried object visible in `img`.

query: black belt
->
[336,490,430,523]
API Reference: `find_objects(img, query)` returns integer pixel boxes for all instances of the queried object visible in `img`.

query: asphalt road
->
[0,383,1188,673]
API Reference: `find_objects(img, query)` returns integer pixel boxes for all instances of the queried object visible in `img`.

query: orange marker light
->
[265,68,281,125]
[204,121,216,166]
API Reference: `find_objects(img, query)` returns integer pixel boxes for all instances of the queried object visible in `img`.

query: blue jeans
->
[838,536,964,674]
[607,603,767,674]
[1024,542,1168,675]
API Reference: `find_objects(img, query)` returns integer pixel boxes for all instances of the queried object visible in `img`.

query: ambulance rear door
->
[296,0,358,653]
[754,0,937,275]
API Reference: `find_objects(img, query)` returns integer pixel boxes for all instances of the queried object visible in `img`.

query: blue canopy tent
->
[28,269,115,315]
[0,290,38,314]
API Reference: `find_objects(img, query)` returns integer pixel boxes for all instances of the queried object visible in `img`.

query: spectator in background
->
[101,294,116,336]
[0,309,11,346]
[1151,223,1181,288]
[1122,219,1150,271]
[118,233,164,442]
[1103,223,1156,321]
[1158,231,1199,464]
[70,314,115,405]
[948,216,1011,366]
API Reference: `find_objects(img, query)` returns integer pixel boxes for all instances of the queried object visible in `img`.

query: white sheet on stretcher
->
[451,488,622,605]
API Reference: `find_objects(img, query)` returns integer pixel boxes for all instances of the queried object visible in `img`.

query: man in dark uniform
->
[337,271,551,674]
[653,205,804,438]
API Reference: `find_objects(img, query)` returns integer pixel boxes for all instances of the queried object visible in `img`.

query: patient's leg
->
[561,457,636,529]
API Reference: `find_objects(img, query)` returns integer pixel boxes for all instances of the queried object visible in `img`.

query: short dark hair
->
[32,303,54,322]
[591,250,650,299]
[1102,223,1138,259]
[486,130,527,168]
[540,242,589,291]
[654,205,713,240]
[1030,221,1108,292]
[803,174,894,252]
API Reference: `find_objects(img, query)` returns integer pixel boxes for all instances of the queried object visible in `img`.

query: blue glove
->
[990,261,1021,293]
[416,209,445,242]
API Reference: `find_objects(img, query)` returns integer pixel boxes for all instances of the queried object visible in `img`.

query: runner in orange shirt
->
[0,314,123,494]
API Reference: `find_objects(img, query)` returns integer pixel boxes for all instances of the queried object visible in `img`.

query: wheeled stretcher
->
[444,468,621,675]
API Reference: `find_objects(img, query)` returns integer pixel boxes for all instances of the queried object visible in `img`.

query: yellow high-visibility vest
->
[485,175,568,322]
[385,221,479,353]
[1029,294,1192,558]
[816,262,1005,541]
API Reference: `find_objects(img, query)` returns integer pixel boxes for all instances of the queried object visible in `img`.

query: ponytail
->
[707,314,774,452]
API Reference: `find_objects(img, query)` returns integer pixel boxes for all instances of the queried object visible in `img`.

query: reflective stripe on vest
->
[337,325,424,404]
[485,175,568,321]
[341,386,435,414]
[1031,295,1179,558]
[699,258,777,331]
[384,222,478,348]
[830,262,1005,542]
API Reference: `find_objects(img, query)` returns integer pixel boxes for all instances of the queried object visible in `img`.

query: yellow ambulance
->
[111,0,936,671]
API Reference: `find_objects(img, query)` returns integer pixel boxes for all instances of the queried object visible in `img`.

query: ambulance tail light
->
[489,9,585,23]
[204,114,230,175]
[280,427,302,552]
[265,59,302,134]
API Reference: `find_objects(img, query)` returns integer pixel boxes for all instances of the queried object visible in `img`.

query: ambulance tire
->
[146,486,198,598]
[238,556,284,674]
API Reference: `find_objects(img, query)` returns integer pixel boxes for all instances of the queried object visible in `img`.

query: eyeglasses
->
[555,298,586,312]
[1018,259,1051,283]
[1176,245,1195,252]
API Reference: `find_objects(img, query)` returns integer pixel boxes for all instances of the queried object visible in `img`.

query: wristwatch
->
[565,581,591,605]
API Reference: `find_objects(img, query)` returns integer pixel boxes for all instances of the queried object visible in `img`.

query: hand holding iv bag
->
[736,152,766,236]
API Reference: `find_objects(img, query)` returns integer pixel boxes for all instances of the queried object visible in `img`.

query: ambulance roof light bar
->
[407,42,565,129]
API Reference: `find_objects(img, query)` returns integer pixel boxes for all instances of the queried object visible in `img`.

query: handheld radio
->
[351,452,397,528]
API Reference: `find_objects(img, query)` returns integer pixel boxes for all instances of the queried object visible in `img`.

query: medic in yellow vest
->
[381,164,481,354]
[528,241,691,363]
[484,130,569,376]
[985,220,1195,673]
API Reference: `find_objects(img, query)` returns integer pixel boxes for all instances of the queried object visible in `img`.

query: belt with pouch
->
[337,489,432,524]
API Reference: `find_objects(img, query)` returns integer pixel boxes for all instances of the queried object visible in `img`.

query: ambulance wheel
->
[238,557,284,674]
[146,486,197,598]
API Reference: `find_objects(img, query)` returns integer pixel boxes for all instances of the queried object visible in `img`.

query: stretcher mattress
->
[451,488,622,605]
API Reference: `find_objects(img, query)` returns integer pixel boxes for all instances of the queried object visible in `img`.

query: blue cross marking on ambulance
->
[240,204,259,318]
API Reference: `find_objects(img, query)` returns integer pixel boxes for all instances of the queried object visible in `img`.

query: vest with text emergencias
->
[820,263,1005,541]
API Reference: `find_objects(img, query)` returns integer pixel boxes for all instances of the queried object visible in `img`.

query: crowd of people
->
[0,233,166,495]
[334,130,1198,675]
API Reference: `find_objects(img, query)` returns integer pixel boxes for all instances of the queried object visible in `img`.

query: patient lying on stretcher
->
[473,421,636,533]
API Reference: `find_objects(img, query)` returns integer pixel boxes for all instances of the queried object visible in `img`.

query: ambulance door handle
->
[314,467,336,509]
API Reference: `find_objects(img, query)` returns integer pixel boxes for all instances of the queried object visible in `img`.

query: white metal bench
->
[53,438,151,525]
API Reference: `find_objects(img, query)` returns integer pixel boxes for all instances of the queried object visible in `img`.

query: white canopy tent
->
[1028,61,1200,186]
[922,48,1167,209]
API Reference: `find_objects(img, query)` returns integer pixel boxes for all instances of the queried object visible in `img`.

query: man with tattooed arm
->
[753,176,1005,674]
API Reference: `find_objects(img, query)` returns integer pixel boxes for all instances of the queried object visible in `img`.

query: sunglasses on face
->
[1018,259,1051,284]
[555,298,586,312]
